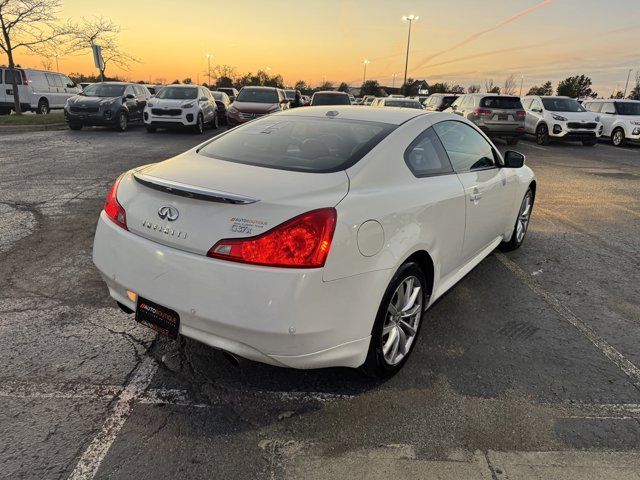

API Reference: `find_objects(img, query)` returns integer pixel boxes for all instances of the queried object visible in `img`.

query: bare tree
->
[0,0,65,114]
[40,56,52,70]
[467,84,481,93]
[503,74,517,95]
[66,16,138,80]
[484,79,500,94]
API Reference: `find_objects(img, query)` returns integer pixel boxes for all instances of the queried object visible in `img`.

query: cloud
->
[413,0,557,70]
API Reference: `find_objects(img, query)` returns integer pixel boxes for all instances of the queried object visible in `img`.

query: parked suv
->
[310,91,351,106]
[211,91,231,126]
[64,82,150,131]
[218,87,239,103]
[227,86,289,127]
[423,93,459,112]
[373,97,423,109]
[583,99,640,147]
[447,93,525,145]
[144,84,218,134]
[0,67,81,115]
[522,95,602,146]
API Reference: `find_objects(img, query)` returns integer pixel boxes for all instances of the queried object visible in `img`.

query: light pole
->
[402,14,419,94]
[205,53,213,86]
[624,68,632,97]
[519,75,524,96]
[54,53,60,72]
[362,59,370,84]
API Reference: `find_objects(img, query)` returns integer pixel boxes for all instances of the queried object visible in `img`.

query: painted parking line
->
[524,143,547,151]
[495,252,640,392]
[66,355,158,480]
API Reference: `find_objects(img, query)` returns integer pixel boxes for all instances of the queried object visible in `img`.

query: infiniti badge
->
[158,205,179,221]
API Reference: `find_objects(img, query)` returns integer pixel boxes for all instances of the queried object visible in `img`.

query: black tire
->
[535,124,550,145]
[36,99,50,115]
[506,137,519,146]
[361,262,427,379]
[114,111,128,132]
[582,138,597,146]
[500,188,534,251]
[211,112,219,130]
[193,113,204,134]
[145,126,157,133]
[611,128,626,147]
[68,123,83,131]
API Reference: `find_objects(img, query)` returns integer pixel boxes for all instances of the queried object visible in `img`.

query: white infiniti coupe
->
[93,106,536,378]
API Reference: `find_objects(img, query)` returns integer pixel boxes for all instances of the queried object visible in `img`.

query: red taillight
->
[104,175,127,230]
[473,108,493,116]
[208,208,336,268]
[516,110,526,118]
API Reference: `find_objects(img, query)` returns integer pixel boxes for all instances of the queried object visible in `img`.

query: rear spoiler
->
[133,172,259,205]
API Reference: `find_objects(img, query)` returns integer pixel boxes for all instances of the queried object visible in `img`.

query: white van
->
[0,67,82,115]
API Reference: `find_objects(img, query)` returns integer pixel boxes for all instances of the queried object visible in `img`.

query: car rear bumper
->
[92,212,387,369]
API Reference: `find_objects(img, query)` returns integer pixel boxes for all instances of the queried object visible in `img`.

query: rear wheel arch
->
[402,250,434,301]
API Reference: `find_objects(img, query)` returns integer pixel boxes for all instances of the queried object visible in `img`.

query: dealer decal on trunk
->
[230,217,268,235]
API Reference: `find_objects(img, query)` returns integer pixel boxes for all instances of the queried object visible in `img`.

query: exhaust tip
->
[222,351,241,368]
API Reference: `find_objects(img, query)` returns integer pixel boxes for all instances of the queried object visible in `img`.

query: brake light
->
[104,175,127,230]
[516,110,526,118]
[208,208,336,268]
[473,109,493,116]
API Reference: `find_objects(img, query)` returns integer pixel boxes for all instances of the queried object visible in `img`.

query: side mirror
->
[451,104,458,110]
[280,99,289,104]
[67,83,75,88]
[503,150,525,168]
[532,108,542,113]
[125,93,135,99]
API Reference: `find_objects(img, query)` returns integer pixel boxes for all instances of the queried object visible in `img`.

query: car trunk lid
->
[115,152,349,256]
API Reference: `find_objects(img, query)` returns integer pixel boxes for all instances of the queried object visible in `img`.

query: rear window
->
[384,100,423,109]
[312,93,351,106]
[236,88,278,103]
[198,116,395,173]
[480,96,523,109]
[441,96,457,107]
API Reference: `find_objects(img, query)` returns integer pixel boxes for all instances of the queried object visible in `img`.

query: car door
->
[433,120,515,261]
[198,87,213,122]
[135,85,149,116]
[599,102,616,137]
[123,86,139,120]
[526,98,543,133]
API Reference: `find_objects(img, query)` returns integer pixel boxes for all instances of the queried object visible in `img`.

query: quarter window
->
[404,127,453,177]
[433,121,496,172]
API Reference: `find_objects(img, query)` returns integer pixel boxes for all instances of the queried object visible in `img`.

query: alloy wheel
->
[119,113,127,131]
[381,276,422,366]
[613,130,623,146]
[516,192,532,243]
[536,125,548,145]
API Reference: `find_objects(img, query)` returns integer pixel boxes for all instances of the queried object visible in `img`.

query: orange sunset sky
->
[4,0,640,95]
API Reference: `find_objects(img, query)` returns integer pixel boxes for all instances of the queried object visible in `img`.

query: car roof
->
[589,98,639,103]
[241,86,278,90]
[272,106,431,125]
[313,91,348,94]
[162,84,198,88]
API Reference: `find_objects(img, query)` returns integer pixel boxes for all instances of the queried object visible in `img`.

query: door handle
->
[469,187,482,204]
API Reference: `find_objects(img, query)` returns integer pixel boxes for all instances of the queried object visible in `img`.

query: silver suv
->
[446,93,525,145]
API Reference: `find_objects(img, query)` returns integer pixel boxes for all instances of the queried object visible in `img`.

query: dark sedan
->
[212,91,231,125]
[64,82,150,131]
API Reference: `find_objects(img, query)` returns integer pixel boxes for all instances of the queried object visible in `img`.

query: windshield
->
[236,88,279,103]
[480,96,523,109]
[384,100,422,109]
[311,93,351,106]
[541,98,586,112]
[156,87,197,100]
[82,84,126,97]
[211,92,224,100]
[198,116,395,173]
[285,90,297,99]
[616,102,640,115]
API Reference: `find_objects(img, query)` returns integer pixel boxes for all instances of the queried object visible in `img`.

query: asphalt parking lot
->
[1,124,639,479]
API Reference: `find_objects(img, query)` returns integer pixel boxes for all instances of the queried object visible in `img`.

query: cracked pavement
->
[0,126,639,479]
